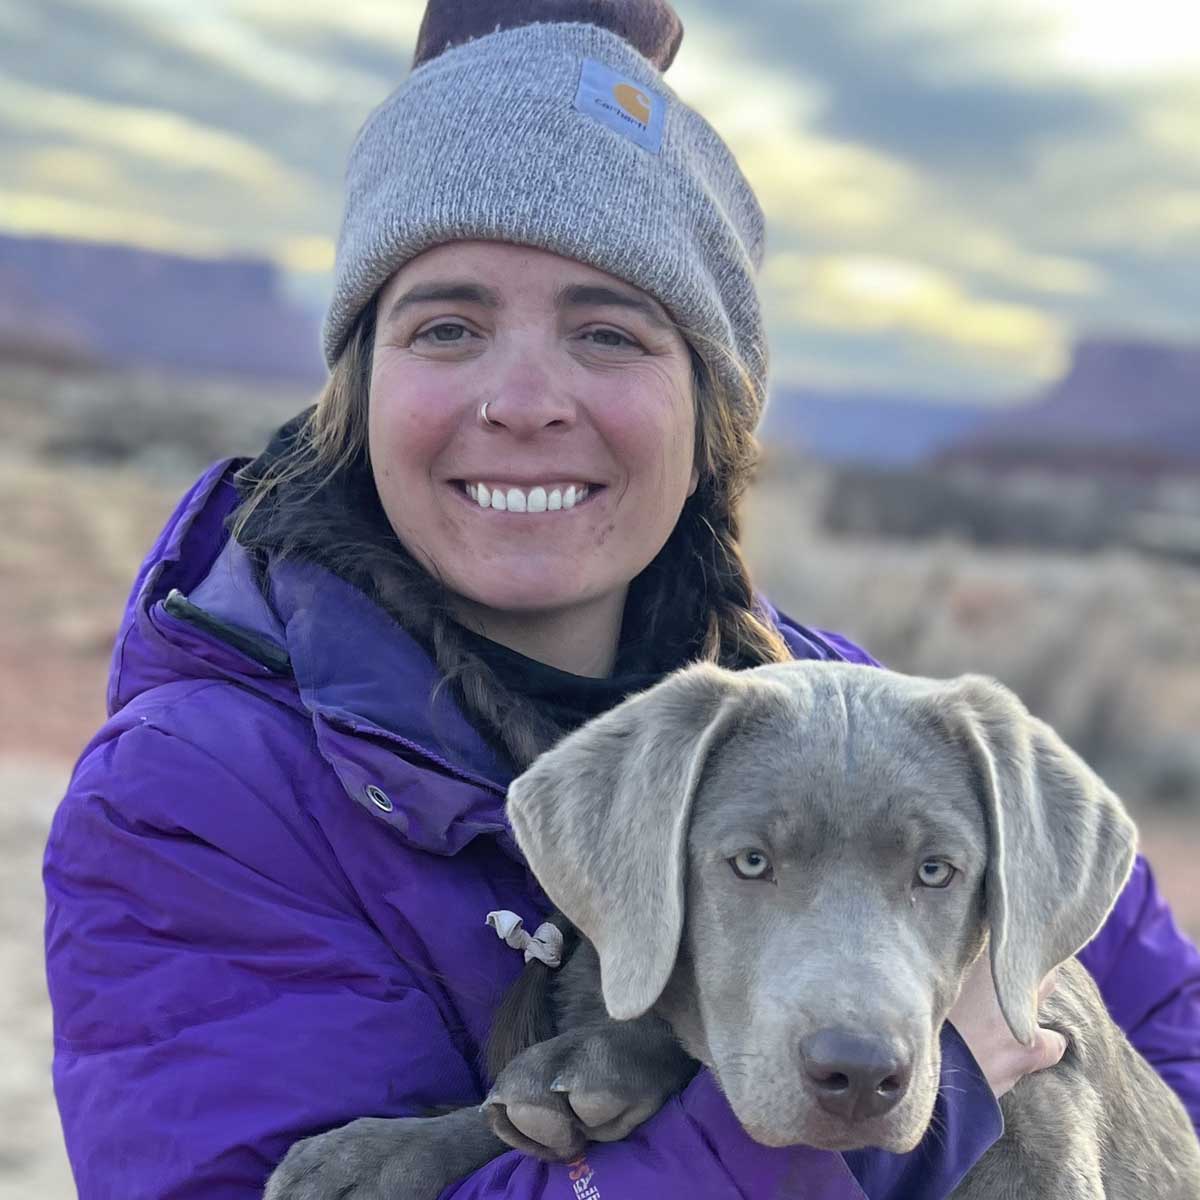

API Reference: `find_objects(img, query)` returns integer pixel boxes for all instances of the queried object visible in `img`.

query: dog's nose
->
[800,1029,912,1121]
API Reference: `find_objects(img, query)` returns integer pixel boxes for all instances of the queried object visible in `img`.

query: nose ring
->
[480,400,497,426]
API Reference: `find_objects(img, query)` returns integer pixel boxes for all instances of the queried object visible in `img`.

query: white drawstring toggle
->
[486,910,564,969]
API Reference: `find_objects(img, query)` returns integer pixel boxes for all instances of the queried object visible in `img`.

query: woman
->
[43,2,1200,1197]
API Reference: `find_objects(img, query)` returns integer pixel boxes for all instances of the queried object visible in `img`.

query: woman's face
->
[368,240,698,652]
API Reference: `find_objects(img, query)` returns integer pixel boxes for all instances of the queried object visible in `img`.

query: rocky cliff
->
[938,338,1200,473]
[0,234,325,382]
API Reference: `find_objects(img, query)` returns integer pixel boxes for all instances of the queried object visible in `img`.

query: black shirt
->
[459,627,665,735]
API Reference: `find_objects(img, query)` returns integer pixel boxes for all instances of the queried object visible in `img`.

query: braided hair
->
[232,302,790,771]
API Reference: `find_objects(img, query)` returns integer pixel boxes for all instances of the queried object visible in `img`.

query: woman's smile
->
[452,480,605,513]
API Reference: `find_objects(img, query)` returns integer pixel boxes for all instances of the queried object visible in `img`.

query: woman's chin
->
[451,578,601,620]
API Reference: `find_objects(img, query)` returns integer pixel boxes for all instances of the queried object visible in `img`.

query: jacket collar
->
[111,459,512,793]
[266,555,513,790]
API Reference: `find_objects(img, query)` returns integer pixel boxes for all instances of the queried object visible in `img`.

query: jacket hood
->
[108,460,512,846]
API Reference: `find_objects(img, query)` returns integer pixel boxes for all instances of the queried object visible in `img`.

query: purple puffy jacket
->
[44,462,1200,1199]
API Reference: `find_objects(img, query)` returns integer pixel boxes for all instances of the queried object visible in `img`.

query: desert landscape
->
[2,359,1198,1196]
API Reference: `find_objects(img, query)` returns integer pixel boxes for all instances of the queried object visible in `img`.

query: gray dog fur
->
[265,661,1200,1199]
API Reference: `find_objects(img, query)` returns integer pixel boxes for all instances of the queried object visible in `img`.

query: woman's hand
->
[947,953,1068,1098]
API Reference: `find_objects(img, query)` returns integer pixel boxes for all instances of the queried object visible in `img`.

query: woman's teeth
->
[465,484,590,512]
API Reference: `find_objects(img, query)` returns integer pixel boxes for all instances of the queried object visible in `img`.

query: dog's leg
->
[951,1067,1106,1198]
[484,940,697,1160]
[954,958,1200,1199]
[263,1106,506,1200]
[484,1013,697,1161]
[950,1132,1103,1200]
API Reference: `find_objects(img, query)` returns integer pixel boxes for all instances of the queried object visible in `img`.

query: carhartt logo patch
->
[612,82,650,124]
[574,57,664,153]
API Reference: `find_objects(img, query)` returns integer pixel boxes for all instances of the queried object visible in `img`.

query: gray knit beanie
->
[324,0,768,424]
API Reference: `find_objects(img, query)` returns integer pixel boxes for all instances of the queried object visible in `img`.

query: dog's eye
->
[730,849,772,880]
[916,859,956,889]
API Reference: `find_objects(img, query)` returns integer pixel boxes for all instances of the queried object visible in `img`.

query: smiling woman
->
[40,1,1200,1198]
[368,241,699,674]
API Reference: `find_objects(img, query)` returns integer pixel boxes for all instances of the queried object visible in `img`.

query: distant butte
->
[0,233,325,383]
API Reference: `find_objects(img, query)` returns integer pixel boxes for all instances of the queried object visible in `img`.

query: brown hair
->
[232,301,790,770]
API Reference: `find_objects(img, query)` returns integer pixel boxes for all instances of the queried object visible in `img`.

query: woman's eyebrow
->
[385,281,500,325]
[557,283,672,330]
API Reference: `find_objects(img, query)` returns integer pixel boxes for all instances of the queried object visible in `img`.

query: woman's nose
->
[477,350,576,435]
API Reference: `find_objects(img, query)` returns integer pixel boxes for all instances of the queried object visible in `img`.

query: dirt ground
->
[4,454,1199,1197]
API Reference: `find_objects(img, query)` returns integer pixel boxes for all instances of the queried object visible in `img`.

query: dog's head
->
[506,661,1135,1153]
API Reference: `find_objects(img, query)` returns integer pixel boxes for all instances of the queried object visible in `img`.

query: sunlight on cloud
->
[1140,86,1200,160]
[673,14,1104,304]
[766,251,1067,378]
[913,226,1103,298]
[278,235,335,274]
[0,188,230,256]
[875,0,1200,82]
[0,184,332,279]
[0,77,310,197]
[21,146,126,194]
[233,0,422,51]
[741,138,921,238]
[1036,0,1200,78]
[1081,188,1200,252]
[672,20,920,237]
[1026,127,1200,252]
[671,20,826,139]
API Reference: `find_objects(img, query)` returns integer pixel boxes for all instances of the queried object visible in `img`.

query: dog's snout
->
[799,1029,912,1121]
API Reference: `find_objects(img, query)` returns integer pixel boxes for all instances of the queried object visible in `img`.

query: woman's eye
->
[583,327,639,349]
[916,859,956,889]
[730,848,772,881]
[416,322,471,344]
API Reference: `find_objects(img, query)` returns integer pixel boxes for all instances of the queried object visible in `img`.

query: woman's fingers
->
[948,954,1069,1098]
[1031,1027,1069,1074]
[1037,967,1060,1005]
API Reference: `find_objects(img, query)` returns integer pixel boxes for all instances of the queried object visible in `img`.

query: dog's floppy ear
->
[506,662,748,1020]
[936,675,1136,1047]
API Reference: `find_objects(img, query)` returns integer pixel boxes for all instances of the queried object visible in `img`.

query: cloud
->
[277,235,336,275]
[686,0,1123,178]
[0,76,311,197]
[60,0,400,106]
[763,251,1068,389]
[671,1,1199,395]
[1,0,1196,398]
[884,0,1200,83]
[230,0,422,50]
[0,0,37,36]
[675,14,1105,310]
[1079,188,1200,254]
[0,186,230,255]
[672,16,918,240]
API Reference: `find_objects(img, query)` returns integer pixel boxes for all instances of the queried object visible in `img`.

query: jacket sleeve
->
[44,715,1003,1200]
[1078,855,1200,1133]
[46,718,485,1198]
[437,1046,1000,1200]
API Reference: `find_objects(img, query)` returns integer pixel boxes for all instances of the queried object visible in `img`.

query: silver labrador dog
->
[266,661,1200,1199]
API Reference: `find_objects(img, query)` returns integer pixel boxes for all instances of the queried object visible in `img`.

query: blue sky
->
[2,0,1198,401]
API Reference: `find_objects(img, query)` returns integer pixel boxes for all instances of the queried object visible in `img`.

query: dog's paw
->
[264,1117,406,1200]
[264,1112,500,1200]
[483,1022,695,1161]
